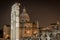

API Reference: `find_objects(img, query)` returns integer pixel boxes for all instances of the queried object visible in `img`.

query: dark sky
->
[0,0,60,29]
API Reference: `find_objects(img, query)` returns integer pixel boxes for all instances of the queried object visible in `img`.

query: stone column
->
[11,3,20,40]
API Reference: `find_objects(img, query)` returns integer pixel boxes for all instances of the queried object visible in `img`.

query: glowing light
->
[27,31,30,33]
[6,35,9,38]
[34,31,37,34]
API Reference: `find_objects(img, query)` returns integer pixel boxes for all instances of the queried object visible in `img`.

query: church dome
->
[20,8,30,23]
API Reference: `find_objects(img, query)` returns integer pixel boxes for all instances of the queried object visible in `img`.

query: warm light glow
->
[6,34,9,38]
[42,28,46,30]
[34,31,37,34]
[27,31,30,33]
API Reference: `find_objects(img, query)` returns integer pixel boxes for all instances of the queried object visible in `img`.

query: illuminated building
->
[3,2,60,40]
[10,2,39,40]
[19,8,39,40]
[3,24,10,40]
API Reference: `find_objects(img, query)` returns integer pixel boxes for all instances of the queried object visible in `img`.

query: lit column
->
[11,3,20,40]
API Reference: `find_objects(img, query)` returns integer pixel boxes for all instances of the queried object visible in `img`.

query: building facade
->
[19,8,39,40]
[3,24,10,40]
[3,3,60,40]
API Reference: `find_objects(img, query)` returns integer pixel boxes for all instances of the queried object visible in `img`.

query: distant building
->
[39,21,60,40]
[19,8,39,40]
[3,24,10,40]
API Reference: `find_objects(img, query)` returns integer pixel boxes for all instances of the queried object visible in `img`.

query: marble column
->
[11,3,20,40]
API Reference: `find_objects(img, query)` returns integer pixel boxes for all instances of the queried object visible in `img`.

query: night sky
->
[0,0,60,29]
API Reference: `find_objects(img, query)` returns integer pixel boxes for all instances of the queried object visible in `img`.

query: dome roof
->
[20,8,30,22]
